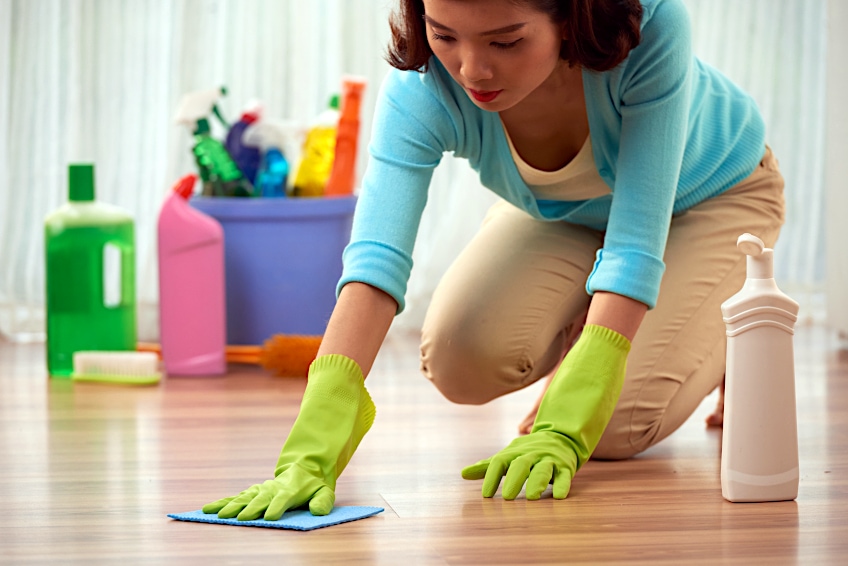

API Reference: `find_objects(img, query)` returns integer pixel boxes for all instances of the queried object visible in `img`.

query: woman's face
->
[421,0,565,112]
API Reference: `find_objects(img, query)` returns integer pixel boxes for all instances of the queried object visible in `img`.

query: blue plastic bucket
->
[190,196,356,344]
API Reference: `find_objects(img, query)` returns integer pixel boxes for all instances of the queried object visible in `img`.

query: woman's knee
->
[419,328,536,405]
[591,395,669,460]
[591,399,695,461]
[592,424,654,461]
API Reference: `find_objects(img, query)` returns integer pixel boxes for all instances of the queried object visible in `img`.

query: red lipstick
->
[470,89,502,103]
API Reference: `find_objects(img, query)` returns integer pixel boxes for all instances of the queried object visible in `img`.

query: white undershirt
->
[503,127,612,201]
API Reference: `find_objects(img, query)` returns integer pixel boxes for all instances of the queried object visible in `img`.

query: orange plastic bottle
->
[324,77,366,196]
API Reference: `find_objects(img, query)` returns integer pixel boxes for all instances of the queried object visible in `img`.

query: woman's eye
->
[431,33,454,42]
[492,38,522,50]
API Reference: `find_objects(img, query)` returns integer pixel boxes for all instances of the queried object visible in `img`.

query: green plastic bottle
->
[44,164,137,377]
[192,118,253,197]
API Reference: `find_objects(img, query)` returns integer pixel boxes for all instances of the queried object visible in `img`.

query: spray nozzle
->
[240,99,264,124]
[242,120,299,152]
[175,86,229,129]
[737,233,773,279]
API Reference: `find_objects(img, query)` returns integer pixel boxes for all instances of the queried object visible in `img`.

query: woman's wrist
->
[585,291,648,342]
[316,282,397,377]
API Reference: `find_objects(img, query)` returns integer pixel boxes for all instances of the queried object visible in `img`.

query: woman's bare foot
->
[705,377,725,427]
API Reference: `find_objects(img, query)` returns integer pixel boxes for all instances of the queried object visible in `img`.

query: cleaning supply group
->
[43,79,366,384]
[175,79,365,199]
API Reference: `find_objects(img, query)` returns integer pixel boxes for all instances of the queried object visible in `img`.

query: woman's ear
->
[561,21,569,41]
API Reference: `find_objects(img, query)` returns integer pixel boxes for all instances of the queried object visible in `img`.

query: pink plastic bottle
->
[157,174,226,375]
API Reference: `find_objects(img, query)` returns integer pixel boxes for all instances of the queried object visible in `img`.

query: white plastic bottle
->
[720,233,800,502]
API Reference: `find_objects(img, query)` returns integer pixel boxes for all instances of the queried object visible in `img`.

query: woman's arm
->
[585,291,647,343]
[202,282,396,521]
[317,282,398,377]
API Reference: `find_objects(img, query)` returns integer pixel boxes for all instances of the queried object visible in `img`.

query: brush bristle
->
[72,351,162,385]
[260,335,322,377]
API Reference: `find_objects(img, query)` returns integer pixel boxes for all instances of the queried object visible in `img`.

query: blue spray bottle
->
[243,121,291,198]
[225,100,263,185]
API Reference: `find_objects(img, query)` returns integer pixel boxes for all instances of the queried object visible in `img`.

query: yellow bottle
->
[293,95,340,197]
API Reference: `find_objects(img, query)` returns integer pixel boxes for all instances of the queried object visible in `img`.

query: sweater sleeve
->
[337,69,457,313]
[585,0,693,309]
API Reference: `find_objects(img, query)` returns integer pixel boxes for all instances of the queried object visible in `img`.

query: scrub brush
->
[137,334,322,377]
[258,334,322,377]
[72,351,162,385]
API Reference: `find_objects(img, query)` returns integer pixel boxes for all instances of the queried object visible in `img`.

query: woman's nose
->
[459,49,493,83]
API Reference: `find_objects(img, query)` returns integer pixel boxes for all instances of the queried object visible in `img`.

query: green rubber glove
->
[462,324,631,500]
[202,354,375,520]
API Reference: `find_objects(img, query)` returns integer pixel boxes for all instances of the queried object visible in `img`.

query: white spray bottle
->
[720,233,800,502]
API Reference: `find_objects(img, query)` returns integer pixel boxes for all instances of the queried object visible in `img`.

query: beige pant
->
[420,148,785,459]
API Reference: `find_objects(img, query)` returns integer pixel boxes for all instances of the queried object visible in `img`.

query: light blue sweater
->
[339,0,766,311]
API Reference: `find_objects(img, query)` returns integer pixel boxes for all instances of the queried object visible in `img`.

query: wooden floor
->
[1,324,846,564]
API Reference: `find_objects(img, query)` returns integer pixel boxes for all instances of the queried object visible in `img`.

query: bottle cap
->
[241,99,263,124]
[173,173,198,200]
[69,164,95,202]
[241,111,260,124]
[338,77,366,120]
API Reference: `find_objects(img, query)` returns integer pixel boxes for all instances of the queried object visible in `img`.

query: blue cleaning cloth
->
[168,507,384,531]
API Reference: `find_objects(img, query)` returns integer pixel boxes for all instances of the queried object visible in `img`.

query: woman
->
[203,0,784,520]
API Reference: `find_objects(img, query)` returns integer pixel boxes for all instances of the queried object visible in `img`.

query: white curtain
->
[0,0,829,341]
[681,0,828,321]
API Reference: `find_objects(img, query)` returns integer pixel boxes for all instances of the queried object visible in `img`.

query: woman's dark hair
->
[386,0,643,73]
